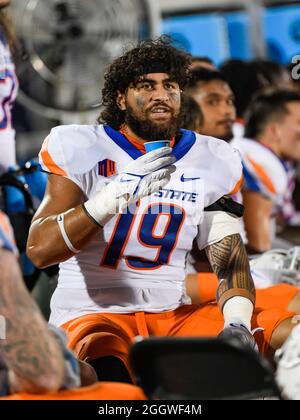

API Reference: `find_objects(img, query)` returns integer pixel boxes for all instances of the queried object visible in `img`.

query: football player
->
[27,38,291,381]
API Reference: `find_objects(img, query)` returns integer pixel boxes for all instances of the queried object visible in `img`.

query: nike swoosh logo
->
[180,175,200,182]
[119,178,134,183]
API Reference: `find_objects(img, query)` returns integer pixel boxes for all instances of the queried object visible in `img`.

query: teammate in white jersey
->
[234,89,300,253]
[186,68,300,253]
[184,70,300,351]
[0,1,18,173]
[27,38,260,381]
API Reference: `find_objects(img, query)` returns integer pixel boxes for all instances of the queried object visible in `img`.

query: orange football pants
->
[62,302,294,377]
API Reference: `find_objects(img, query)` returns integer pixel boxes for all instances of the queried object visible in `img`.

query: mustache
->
[148,103,172,112]
[217,118,234,125]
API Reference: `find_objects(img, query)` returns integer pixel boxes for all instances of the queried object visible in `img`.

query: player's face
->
[119,73,182,141]
[277,102,300,161]
[191,80,236,141]
[0,0,11,8]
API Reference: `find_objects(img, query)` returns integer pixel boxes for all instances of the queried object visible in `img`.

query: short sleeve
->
[39,128,68,176]
[232,137,288,204]
[200,136,244,207]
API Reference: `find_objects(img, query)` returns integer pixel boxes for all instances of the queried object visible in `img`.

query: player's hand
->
[115,147,176,201]
[83,147,176,226]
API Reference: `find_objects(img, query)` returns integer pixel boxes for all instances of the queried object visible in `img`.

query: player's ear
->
[269,121,281,140]
[116,91,126,111]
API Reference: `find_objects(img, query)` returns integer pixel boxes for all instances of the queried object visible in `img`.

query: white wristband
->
[57,213,80,254]
[83,182,128,227]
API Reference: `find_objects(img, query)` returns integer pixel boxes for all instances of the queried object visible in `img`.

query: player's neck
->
[120,124,148,145]
[120,124,176,153]
[259,135,282,158]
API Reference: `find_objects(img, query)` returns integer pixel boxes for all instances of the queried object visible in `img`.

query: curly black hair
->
[98,37,192,129]
[181,94,204,132]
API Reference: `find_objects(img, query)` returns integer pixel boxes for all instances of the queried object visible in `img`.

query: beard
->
[221,129,234,143]
[125,105,182,141]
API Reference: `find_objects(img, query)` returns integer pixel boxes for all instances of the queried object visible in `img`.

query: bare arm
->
[0,249,64,393]
[26,174,101,268]
[205,233,255,311]
[243,190,273,253]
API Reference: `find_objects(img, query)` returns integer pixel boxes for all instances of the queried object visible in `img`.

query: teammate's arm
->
[0,248,65,394]
[242,190,273,253]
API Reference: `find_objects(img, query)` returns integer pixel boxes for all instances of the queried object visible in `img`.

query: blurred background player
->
[185,68,300,254]
[183,70,300,334]
[0,0,51,296]
[185,67,236,142]
[234,90,300,253]
[220,59,293,139]
[190,56,217,71]
[0,0,18,174]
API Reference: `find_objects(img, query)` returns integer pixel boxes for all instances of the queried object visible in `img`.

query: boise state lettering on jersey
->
[154,188,198,202]
[39,124,242,326]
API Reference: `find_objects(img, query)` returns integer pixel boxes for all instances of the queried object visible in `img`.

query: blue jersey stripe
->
[103,125,142,159]
[173,129,196,161]
[242,163,261,193]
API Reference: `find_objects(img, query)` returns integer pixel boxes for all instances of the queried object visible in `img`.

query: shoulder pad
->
[195,135,243,206]
[39,124,104,176]
[233,137,288,201]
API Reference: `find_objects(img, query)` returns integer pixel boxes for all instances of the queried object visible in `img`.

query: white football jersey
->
[231,137,291,209]
[39,124,242,326]
[0,31,18,173]
[231,137,296,288]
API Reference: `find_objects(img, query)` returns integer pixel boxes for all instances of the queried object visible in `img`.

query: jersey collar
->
[103,125,196,162]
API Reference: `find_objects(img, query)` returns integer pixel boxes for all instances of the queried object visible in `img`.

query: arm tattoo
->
[205,234,255,307]
[0,250,63,392]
